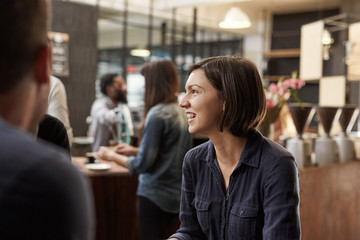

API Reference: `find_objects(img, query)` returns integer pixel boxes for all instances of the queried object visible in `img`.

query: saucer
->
[85,163,111,171]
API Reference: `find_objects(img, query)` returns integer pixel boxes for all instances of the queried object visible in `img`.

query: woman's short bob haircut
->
[188,56,266,137]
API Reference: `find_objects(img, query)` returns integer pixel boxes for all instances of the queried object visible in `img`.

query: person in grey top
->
[169,56,300,240]
[0,1,94,239]
[90,73,133,151]
[96,59,192,240]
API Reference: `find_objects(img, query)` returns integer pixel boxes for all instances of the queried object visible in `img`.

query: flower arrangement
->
[265,71,305,109]
[259,71,305,138]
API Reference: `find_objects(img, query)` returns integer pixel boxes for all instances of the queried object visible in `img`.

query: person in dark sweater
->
[37,113,71,153]
[0,1,94,239]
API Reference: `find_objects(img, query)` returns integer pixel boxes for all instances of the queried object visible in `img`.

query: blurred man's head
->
[0,0,50,130]
[100,73,127,104]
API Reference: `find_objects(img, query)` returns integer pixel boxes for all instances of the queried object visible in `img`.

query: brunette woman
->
[96,59,192,240]
[169,56,300,240]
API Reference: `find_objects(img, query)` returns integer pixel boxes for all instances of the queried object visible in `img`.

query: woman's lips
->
[186,112,196,124]
[186,113,196,119]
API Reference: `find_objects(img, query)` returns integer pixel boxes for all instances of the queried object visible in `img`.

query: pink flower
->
[281,79,292,90]
[266,98,277,109]
[264,72,305,110]
[268,83,279,93]
[294,78,305,89]
[283,78,305,90]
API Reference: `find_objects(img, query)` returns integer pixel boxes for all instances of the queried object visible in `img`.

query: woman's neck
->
[210,131,247,190]
[210,131,247,166]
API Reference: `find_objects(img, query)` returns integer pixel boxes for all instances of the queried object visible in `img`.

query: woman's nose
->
[179,94,189,108]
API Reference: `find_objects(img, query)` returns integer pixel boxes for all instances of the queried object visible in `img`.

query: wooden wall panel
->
[300,161,360,240]
[50,1,98,137]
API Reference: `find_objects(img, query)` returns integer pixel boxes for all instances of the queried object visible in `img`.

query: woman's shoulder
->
[149,102,177,111]
[245,130,295,167]
[256,135,297,172]
[185,140,212,160]
[148,102,182,118]
[263,137,293,160]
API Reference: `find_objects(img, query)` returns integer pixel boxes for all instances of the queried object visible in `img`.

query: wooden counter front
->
[299,160,360,240]
[73,157,360,240]
[72,157,139,240]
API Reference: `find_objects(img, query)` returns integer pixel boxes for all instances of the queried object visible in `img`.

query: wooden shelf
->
[262,75,291,81]
[263,75,320,83]
[263,48,300,58]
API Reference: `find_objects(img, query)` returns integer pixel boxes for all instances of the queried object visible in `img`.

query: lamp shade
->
[219,7,251,29]
[322,29,333,45]
[130,48,151,57]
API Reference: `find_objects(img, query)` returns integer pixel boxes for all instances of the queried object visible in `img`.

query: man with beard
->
[90,73,134,151]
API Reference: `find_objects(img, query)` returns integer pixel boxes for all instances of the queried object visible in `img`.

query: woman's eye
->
[191,89,198,94]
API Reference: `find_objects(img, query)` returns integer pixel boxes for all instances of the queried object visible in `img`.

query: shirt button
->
[240,210,244,215]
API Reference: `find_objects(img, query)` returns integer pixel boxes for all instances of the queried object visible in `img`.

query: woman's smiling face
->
[179,69,223,136]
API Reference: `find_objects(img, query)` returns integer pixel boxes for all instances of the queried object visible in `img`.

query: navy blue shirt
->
[170,129,300,240]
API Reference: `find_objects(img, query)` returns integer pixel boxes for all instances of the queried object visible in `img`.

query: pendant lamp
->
[219,7,251,29]
[130,48,151,57]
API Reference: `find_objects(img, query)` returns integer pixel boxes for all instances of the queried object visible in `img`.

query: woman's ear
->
[35,44,50,85]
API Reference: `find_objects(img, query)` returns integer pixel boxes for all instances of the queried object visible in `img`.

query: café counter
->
[298,160,360,240]
[73,157,360,240]
[72,157,139,240]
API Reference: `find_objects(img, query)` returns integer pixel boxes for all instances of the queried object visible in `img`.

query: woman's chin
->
[188,126,197,134]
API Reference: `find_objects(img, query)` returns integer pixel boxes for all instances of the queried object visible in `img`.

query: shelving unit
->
[262,75,291,82]
[263,9,339,84]
[263,48,300,81]
[263,48,300,59]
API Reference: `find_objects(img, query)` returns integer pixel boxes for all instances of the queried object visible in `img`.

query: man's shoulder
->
[0,121,85,205]
[0,120,73,176]
[0,121,94,239]
[91,97,107,106]
[50,75,64,90]
[91,97,114,111]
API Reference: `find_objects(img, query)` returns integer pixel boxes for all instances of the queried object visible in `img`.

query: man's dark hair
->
[100,73,118,96]
[0,0,48,94]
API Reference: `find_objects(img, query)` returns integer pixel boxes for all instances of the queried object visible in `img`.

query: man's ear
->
[35,44,50,85]
[106,84,113,96]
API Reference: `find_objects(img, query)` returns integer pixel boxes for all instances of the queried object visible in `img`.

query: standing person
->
[0,1,94,239]
[90,73,134,151]
[47,34,73,146]
[96,59,193,240]
[37,113,71,153]
[169,56,301,240]
[47,75,74,146]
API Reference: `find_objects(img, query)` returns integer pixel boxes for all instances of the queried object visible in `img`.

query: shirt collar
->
[206,129,263,169]
[105,96,117,109]
[239,129,263,168]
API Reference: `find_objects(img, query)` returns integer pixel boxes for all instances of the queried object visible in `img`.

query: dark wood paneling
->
[90,175,139,240]
[50,1,98,137]
[74,158,360,240]
[300,161,360,240]
[72,156,181,240]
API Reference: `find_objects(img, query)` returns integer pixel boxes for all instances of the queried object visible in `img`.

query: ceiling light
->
[321,29,334,61]
[321,29,333,45]
[219,7,251,29]
[130,48,151,57]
